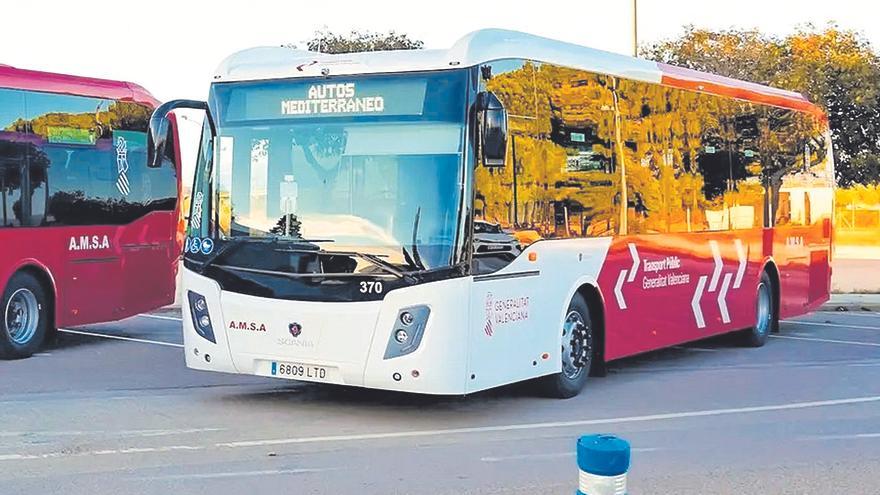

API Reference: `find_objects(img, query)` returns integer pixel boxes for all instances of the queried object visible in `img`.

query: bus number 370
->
[360,281,384,294]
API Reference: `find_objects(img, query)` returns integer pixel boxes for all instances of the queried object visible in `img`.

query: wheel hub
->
[5,288,39,345]
[561,311,591,379]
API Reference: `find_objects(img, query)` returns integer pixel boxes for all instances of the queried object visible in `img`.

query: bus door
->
[119,116,181,315]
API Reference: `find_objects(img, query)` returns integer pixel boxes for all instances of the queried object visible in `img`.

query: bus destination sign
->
[224,78,427,123]
[281,83,385,116]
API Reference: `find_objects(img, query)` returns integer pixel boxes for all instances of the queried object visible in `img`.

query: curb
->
[820,303,880,312]
[820,295,880,313]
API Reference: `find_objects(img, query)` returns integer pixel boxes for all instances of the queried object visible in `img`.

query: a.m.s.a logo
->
[68,234,110,251]
[228,321,267,332]
[786,236,805,247]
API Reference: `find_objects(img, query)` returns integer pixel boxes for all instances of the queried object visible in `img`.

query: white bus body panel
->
[183,269,470,395]
[183,236,613,395]
[466,237,612,392]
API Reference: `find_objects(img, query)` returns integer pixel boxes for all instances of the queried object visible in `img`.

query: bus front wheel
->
[739,271,775,348]
[0,272,50,359]
[541,293,593,399]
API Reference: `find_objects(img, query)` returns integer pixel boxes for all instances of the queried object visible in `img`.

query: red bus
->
[0,65,182,358]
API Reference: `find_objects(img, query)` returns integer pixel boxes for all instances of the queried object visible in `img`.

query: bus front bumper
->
[181,269,471,395]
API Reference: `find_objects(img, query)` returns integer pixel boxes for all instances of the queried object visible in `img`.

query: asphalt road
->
[1,310,879,494]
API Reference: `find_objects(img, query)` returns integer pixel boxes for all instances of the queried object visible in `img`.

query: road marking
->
[33,352,52,357]
[0,445,204,461]
[481,448,661,463]
[799,433,880,441]
[771,335,880,347]
[717,272,733,323]
[733,239,746,289]
[213,395,880,450]
[708,240,722,292]
[4,396,879,463]
[138,313,183,322]
[691,275,707,329]
[58,328,183,348]
[817,311,880,318]
[0,428,224,439]
[781,320,880,331]
[615,359,880,374]
[142,468,335,481]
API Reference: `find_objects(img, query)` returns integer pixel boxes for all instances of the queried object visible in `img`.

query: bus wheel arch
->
[0,265,56,359]
[540,283,606,399]
[576,283,606,377]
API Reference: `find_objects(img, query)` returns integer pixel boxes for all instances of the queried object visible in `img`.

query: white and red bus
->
[0,65,182,358]
[153,29,833,397]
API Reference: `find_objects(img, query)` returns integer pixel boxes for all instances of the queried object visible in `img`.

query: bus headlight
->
[400,312,415,326]
[384,306,430,360]
[187,291,216,343]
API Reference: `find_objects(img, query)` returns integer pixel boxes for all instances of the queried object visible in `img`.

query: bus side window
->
[113,100,177,215]
[0,88,28,227]
[24,91,108,226]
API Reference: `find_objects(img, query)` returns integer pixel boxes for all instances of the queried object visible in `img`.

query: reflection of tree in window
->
[269,213,302,237]
[0,141,49,226]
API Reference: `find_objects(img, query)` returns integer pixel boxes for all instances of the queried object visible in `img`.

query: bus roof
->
[0,64,160,107]
[214,29,823,119]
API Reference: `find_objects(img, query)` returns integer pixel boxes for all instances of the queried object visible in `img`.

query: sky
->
[4,0,880,103]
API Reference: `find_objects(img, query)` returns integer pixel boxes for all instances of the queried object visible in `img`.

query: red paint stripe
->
[0,65,159,107]
[658,63,826,121]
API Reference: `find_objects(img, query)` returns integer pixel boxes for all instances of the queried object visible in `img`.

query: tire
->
[541,293,594,399]
[740,271,775,348]
[0,272,50,359]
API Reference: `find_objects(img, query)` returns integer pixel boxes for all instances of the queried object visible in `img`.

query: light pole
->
[632,0,639,57]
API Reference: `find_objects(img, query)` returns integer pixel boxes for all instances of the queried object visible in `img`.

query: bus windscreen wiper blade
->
[277,248,416,282]
[191,237,249,274]
[194,236,327,274]
[407,207,426,271]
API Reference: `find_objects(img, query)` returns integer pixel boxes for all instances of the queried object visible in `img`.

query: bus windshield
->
[189,70,469,276]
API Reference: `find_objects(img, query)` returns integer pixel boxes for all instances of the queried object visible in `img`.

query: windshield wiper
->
[191,236,328,274]
[276,248,417,282]
[211,264,400,279]
[402,207,426,271]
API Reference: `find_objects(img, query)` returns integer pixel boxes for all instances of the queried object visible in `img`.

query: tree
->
[306,29,424,54]
[643,24,880,186]
[642,26,787,85]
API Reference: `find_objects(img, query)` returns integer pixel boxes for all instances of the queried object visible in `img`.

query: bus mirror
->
[148,99,210,168]
[478,91,508,167]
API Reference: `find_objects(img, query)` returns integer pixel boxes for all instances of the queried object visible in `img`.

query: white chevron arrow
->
[692,275,708,328]
[733,239,746,289]
[718,273,733,323]
[626,243,640,283]
[614,269,628,309]
[708,240,723,292]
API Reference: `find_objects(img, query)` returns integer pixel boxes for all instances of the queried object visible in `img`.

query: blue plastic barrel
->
[576,434,630,495]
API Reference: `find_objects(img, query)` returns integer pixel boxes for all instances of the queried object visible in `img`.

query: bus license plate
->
[271,361,331,382]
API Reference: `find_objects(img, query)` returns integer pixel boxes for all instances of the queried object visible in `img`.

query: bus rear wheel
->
[0,272,50,359]
[740,271,775,348]
[541,293,593,399]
